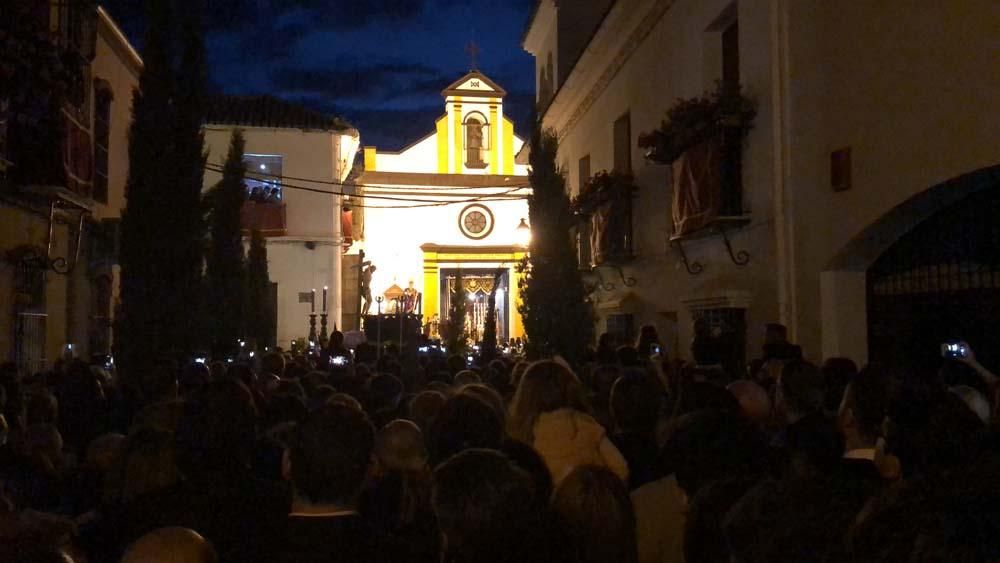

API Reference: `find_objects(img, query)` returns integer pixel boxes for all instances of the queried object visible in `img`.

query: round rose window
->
[458,204,495,240]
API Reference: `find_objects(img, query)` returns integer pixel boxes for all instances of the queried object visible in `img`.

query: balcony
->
[241,201,286,237]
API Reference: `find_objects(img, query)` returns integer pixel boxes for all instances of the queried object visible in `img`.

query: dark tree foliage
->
[118,0,208,381]
[246,228,274,349]
[518,127,594,367]
[206,130,246,357]
[445,270,469,356]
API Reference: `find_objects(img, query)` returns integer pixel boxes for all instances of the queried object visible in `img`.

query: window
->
[719,19,743,215]
[464,113,489,168]
[613,113,631,173]
[93,85,112,203]
[722,21,740,94]
[244,154,283,201]
[578,154,591,193]
[692,307,746,375]
[607,314,635,344]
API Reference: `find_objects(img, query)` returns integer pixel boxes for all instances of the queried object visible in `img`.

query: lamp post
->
[515,218,531,249]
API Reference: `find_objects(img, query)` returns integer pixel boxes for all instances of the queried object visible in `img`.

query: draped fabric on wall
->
[671,137,722,237]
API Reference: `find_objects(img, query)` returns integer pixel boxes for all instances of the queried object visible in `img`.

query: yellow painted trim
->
[364,147,377,171]
[489,105,499,174]
[436,116,448,173]
[503,118,515,175]
[423,247,440,325]
[453,103,464,174]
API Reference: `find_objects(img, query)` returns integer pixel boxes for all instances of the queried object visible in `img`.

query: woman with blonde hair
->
[508,360,628,484]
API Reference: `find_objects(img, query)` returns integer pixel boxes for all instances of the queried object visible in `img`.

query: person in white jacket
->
[508,360,629,485]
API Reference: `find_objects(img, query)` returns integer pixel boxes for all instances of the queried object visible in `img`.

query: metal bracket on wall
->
[671,239,704,276]
[585,268,616,292]
[607,264,637,288]
[718,224,750,266]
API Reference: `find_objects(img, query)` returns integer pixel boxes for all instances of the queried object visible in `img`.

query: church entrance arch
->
[821,164,1000,371]
[421,244,526,341]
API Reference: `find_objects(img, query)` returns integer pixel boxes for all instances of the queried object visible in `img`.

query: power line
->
[204,162,531,193]
[232,172,528,209]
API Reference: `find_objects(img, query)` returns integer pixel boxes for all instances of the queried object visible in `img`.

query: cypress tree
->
[518,127,594,366]
[118,0,209,381]
[246,229,274,349]
[445,270,469,356]
[479,268,504,364]
[117,0,178,380]
[206,130,247,358]
[171,0,209,354]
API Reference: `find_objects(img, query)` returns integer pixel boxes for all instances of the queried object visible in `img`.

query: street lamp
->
[515,218,531,248]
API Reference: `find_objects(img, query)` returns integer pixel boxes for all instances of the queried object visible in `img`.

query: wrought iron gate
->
[867,184,1000,375]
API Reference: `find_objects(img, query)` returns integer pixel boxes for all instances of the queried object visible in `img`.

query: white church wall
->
[373,133,439,174]
[361,194,529,311]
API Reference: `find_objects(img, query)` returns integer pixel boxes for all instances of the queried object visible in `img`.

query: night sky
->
[101,0,538,150]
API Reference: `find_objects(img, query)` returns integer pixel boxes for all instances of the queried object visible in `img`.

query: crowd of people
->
[1,324,1000,562]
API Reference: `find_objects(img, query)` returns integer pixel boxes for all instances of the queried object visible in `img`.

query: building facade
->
[524,0,1000,371]
[1,4,140,372]
[357,71,531,343]
[202,97,360,349]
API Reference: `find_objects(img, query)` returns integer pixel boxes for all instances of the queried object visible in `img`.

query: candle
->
[311,288,316,313]
[322,286,328,312]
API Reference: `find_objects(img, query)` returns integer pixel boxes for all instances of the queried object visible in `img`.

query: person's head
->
[837,366,889,450]
[179,362,211,397]
[610,374,660,435]
[330,330,345,348]
[26,391,58,426]
[821,357,857,415]
[86,432,125,473]
[453,370,481,388]
[663,410,766,501]
[122,527,217,563]
[458,384,506,428]
[408,390,447,436]
[616,345,640,367]
[285,404,375,507]
[764,323,788,345]
[368,374,404,412]
[142,364,178,404]
[120,427,179,503]
[176,379,258,474]
[776,360,824,424]
[851,453,1000,563]
[509,360,585,443]
[428,394,503,467]
[326,392,363,411]
[685,477,760,563]
[786,413,844,477]
[375,419,427,473]
[884,382,985,478]
[260,352,285,378]
[726,379,772,425]
[552,466,638,563]
[432,449,541,563]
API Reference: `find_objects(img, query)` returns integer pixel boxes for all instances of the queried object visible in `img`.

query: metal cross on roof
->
[465,41,480,71]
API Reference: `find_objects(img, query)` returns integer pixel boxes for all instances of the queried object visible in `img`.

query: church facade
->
[355,71,530,343]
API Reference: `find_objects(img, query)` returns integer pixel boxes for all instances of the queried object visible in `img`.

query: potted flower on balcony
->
[572,170,638,266]
[639,82,756,236]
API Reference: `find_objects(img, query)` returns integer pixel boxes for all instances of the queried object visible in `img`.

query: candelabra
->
[308,313,318,347]
[319,312,329,346]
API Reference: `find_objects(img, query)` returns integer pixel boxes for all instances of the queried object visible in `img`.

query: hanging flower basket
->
[572,170,638,216]
[638,82,756,165]
[573,170,638,266]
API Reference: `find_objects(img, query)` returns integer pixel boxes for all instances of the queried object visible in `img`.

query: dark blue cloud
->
[101,0,537,149]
